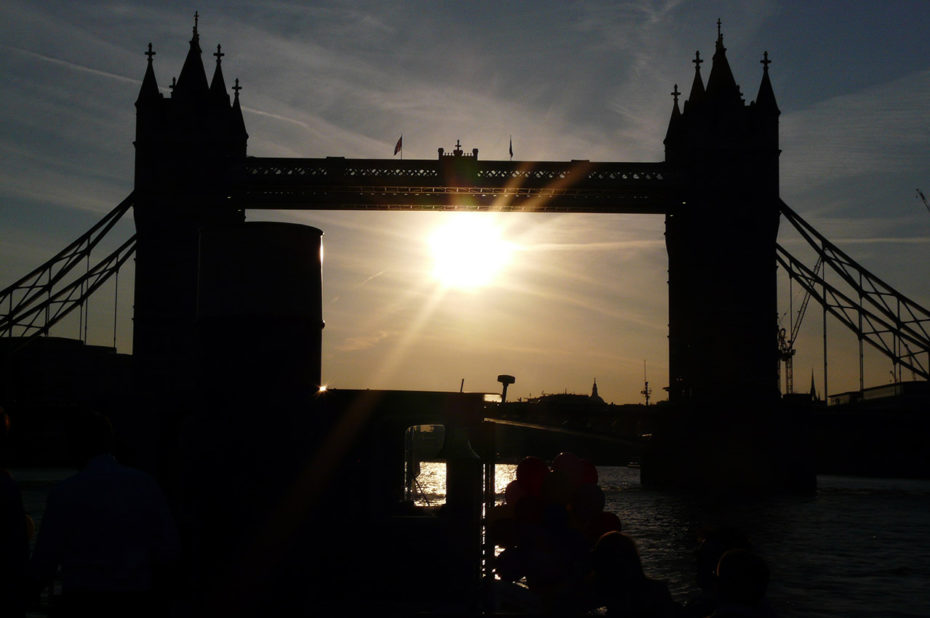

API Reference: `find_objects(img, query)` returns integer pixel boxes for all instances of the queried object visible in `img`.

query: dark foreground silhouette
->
[25,411,179,618]
[1,408,30,618]
[12,409,779,617]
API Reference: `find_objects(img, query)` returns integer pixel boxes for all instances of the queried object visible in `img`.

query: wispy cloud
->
[520,239,665,253]
[828,236,930,245]
[337,330,392,352]
[782,69,930,196]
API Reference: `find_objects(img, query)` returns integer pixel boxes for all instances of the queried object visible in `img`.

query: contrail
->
[7,46,139,86]
[356,271,385,287]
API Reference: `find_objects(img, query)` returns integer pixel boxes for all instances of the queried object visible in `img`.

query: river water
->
[593,468,930,618]
[467,464,930,618]
[16,466,930,617]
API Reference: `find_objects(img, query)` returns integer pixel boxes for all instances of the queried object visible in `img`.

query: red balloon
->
[541,468,574,506]
[580,459,598,485]
[504,479,527,506]
[570,482,605,519]
[516,456,549,496]
[553,451,584,486]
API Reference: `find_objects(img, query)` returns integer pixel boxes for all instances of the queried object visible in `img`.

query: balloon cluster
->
[487,453,622,600]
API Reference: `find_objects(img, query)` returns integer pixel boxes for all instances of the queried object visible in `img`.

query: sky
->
[1,0,929,404]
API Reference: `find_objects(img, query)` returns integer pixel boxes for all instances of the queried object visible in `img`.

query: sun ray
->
[366,282,449,386]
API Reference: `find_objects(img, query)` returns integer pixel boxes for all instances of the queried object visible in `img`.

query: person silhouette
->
[684,526,752,618]
[1,408,29,618]
[709,549,776,618]
[589,531,681,617]
[28,410,179,617]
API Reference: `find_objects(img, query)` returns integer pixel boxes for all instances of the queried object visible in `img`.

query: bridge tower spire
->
[686,51,705,109]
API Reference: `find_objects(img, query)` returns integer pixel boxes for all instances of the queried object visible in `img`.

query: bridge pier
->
[640,401,816,493]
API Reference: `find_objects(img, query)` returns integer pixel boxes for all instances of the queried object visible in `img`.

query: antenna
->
[497,374,516,403]
[641,360,652,406]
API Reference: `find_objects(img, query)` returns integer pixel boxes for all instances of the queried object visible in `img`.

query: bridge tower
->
[132,18,247,466]
[649,27,811,490]
[664,26,781,407]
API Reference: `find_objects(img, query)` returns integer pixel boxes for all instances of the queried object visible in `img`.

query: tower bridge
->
[2,18,929,491]
[127,17,785,411]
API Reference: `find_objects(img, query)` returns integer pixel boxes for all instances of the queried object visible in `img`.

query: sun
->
[428,215,514,289]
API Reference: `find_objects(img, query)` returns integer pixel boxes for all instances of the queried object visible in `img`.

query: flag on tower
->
[394,135,403,156]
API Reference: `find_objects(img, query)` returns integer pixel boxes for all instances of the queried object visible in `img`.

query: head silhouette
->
[592,531,645,582]
[716,549,769,607]
[66,410,115,468]
[695,526,751,591]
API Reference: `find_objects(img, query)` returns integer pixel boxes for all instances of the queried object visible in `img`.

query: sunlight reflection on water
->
[412,462,518,507]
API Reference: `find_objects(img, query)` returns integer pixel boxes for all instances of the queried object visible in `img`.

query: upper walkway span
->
[233,156,676,213]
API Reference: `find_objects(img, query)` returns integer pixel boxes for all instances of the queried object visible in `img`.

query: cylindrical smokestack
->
[197,222,324,399]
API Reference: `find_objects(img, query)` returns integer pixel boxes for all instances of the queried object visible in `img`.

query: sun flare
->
[428,215,514,289]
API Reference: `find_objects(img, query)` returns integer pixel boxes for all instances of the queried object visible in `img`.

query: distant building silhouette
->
[591,379,605,405]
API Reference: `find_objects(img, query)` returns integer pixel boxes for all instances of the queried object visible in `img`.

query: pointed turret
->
[174,12,209,100]
[664,83,683,144]
[231,78,248,145]
[135,42,166,191]
[687,50,705,108]
[136,43,161,105]
[210,44,230,106]
[755,51,779,115]
[705,19,741,104]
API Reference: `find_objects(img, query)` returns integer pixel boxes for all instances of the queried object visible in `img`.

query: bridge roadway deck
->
[485,416,640,449]
[232,157,679,213]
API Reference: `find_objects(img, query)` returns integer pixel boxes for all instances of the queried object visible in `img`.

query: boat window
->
[404,424,446,507]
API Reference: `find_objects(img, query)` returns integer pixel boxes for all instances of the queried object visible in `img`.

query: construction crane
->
[918,189,930,214]
[778,256,823,394]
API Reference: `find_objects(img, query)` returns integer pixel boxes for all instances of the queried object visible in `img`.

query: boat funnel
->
[196,222,324,400]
